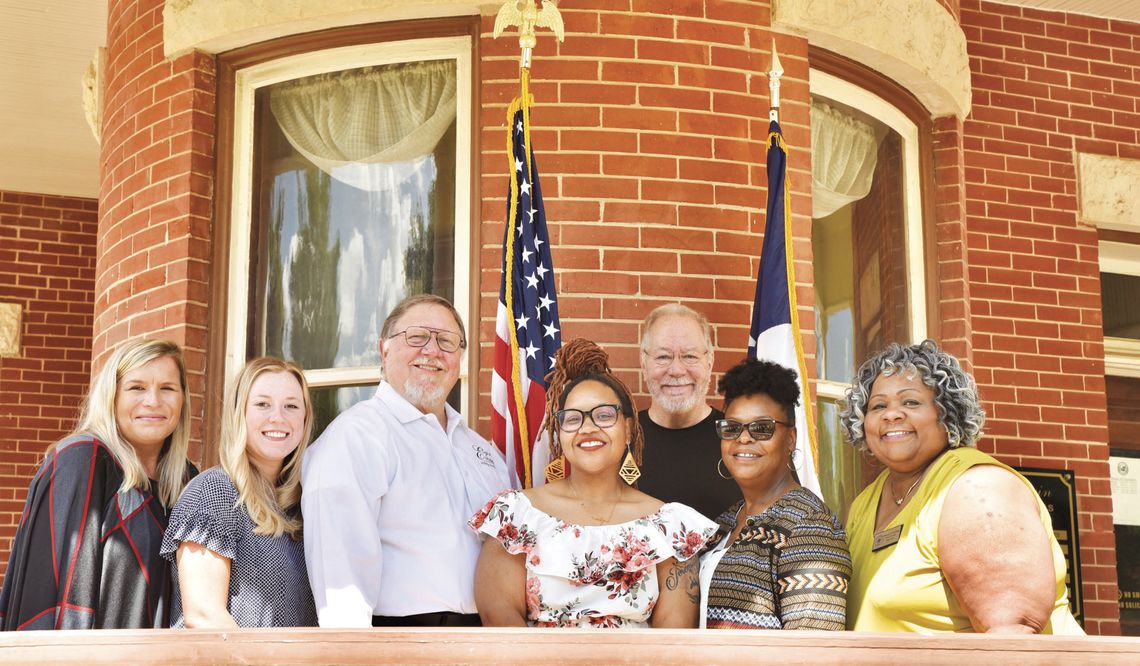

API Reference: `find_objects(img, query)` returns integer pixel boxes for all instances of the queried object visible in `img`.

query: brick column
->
[97,0,216,454]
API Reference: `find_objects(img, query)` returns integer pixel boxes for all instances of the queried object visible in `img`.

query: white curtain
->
[811,101,884,218]
[269,59,457,176]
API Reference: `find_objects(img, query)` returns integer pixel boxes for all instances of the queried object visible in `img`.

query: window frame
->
[809,69,929,402]
[1101,240,1140,378]
[206,18,481,467]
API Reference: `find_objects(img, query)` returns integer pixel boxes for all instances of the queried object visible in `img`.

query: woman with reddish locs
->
[471,338,718,628]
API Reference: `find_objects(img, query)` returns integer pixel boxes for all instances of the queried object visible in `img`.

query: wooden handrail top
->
[1,627,1139,665]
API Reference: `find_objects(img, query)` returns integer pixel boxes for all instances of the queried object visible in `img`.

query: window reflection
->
[811,96,916,512]
[250,60,459,424]
[1102,272,1140,340]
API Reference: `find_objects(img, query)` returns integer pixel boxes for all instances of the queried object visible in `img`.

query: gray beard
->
[399,377,449,413]
[649,376,710,416]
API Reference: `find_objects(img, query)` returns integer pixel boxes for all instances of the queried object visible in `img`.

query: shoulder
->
[304,397,394,466]
[180,467,239,501]
[946,462,1039,513]
[655,501,719,535]
[40,434,121,485]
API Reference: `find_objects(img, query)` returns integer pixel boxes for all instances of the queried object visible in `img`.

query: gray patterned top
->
[161,467,317,628]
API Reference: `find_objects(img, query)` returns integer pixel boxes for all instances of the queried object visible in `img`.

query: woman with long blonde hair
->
[0,338,196,630]
[162,357,317,627]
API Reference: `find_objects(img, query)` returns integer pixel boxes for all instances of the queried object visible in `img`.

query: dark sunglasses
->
[715,417,791,441]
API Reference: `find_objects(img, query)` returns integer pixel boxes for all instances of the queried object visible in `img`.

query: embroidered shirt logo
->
[473,445,496,467]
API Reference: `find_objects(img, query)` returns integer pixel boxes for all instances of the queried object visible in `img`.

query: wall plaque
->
[1016,466,1083,624]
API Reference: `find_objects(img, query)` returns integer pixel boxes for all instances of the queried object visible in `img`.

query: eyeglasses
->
[715,418,791,441]
[643,350,707,368]
[387,326,466,353]
[555,404,622,433]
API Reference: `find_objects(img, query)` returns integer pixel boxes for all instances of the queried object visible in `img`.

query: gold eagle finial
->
[494,0,565,53]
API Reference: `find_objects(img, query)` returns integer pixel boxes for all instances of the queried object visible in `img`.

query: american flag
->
[748,119,822,498]
[491,103,562,489]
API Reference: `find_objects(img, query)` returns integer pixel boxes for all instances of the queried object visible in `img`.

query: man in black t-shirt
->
[636,304,741,520]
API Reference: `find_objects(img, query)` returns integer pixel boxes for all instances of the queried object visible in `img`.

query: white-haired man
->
[637,304,740,520]
[302,294,513,627]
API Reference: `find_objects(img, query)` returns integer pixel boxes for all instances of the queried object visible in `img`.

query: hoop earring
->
[717,459,732,480]
[618,446,641,485]
[544,456,565,483]
[788,447,800,473]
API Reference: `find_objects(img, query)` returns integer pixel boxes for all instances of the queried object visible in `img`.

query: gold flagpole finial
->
[768,39,784,123]
[494,0,566,70]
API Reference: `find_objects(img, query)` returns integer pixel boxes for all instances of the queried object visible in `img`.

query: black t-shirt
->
[637,408,741,521]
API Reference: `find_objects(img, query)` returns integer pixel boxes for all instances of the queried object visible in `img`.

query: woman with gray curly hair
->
[840,340,1082,635]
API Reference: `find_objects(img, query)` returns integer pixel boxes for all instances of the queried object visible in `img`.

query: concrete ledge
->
[162,0,500,56]
[1,627,1139,664]
[773,0,971,119]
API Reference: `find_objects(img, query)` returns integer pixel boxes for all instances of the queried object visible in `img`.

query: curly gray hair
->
[839,339,985,451]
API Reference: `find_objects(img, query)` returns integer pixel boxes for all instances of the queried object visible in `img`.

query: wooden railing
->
[2,628,1140,664]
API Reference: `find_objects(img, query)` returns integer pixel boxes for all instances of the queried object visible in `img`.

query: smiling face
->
[244,370,308,481]
[114,356,184,452]
[641,314,713,417]
[559,380,631,478]
[381,303,464,415]
[720,392,796,489]
[863,370,949,475]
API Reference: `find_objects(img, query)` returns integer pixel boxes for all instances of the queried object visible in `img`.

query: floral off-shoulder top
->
[470,489,719,628]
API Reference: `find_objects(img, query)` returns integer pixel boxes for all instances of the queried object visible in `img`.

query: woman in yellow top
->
[839,340,1082,634]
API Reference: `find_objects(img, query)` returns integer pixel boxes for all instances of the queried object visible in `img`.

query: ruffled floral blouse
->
[470,490,719,628]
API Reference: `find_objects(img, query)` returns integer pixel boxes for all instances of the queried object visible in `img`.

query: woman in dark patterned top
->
[0,338,196,630]
[162,357,317,627]
[698,358,851,630]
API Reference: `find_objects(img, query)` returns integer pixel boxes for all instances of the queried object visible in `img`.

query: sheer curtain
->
[811,101,884,218]
[269,59,457,177]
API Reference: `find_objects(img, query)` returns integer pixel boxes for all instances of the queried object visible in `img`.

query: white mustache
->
[413,357,447,370]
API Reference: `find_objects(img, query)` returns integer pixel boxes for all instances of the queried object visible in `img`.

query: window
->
[809,68,929,518]
[223,35,473,438]
[1102,240,1140,636]
[1101,241,1140,380]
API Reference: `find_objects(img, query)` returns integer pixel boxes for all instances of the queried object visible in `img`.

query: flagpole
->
[769,38,783,123]
[493,0,565,487]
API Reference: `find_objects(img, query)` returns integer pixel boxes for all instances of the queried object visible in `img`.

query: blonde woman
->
[0,339,195,630]
[162,357,317,627]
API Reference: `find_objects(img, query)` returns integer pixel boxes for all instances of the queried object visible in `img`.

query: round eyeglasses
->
[555,404,622,433]
[715,418,791,441]
[643,350,708,368]
[387,326,466,353]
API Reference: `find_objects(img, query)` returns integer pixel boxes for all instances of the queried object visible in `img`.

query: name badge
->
[871,525,903,552]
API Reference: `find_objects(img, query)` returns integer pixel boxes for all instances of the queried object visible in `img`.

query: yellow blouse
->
[845,447,1083,634]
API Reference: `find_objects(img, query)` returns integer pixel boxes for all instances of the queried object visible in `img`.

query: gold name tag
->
[871,525,903,552]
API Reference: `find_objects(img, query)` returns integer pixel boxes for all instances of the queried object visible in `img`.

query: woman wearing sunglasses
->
[470,338,718,628]
[698,358,851,630]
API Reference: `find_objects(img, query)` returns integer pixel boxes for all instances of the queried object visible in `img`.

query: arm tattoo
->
[664,557,701,605]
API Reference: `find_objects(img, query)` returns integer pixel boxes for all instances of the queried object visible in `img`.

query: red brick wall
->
[962,0,1134,634]
[474,1,819,417]
[0,190,99,583]
[97,0,217,456]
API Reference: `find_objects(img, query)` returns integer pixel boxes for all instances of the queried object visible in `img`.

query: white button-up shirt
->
[301,382,514,627]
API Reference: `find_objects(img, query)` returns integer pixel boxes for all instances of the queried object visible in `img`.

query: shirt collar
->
[374,381,465,434]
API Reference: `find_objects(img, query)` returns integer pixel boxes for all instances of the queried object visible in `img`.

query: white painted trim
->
[809,68,928,345]
[1101,241,1140,276]
[1105,338,1140,379]
[226,36,472,408]
[816,380,847,401]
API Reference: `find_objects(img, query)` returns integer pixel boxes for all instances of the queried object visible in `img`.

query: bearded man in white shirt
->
[302,294,514,627]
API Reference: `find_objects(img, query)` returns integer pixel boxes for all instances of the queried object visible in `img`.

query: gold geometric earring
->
[618,445,641,485]
[544,456,566,483]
